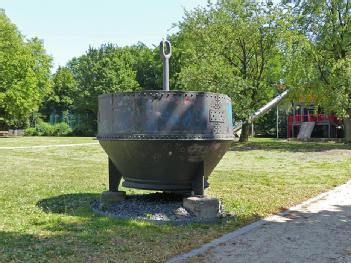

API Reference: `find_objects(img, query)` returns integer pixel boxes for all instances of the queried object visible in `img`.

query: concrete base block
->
[183,196,220,219]
[100,191,126,209]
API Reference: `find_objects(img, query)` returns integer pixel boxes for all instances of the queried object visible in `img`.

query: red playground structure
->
[287,103,343,139]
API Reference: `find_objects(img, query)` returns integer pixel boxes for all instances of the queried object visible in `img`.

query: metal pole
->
[328,123,331,138]
[163,57,169,91]
[251,122,254,137]
[160,40,172,91]
[276,105,279,139]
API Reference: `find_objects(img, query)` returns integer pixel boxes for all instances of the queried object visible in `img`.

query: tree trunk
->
[344,109,351,144]
[239,122,250,142]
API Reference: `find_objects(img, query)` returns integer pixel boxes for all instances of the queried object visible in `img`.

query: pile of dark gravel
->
[91,193,233,224]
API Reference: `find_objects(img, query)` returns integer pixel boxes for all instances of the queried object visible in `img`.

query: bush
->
[53,122,72,136]
[24,122,72,136]
[24,127,38,136]
[36,122,55,136]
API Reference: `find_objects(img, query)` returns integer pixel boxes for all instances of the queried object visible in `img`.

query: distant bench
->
[0,131,9,137]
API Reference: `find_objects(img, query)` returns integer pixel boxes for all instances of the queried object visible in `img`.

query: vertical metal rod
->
[160,40,172,91]
[328,123,331,138]
[163,57,169,91]
[276,105,279,139]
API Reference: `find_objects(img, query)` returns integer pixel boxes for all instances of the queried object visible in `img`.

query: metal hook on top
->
[160,39,172,59]
[160,40,172,91]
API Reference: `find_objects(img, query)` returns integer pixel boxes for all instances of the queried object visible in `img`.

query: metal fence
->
[49,112,93,129]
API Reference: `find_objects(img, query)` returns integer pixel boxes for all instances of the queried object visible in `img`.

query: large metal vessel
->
[97,90,233,194]
[97,40,234,195]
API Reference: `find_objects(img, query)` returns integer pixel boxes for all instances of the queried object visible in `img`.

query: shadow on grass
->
[0,220,162,261]
[230,139,351,152]
[3,203,351,262]
[36,192,185,217]
[36,193,100,217]
[29,193,233,261]
[35,193,171,234]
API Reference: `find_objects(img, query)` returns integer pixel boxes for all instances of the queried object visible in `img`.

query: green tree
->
[41,67,77,116]
[284,0,351,141]
[174,0,284,141]
[0,10,52,128]
[67,44,140,128]
[127,42,162,90]
[68,44,140,114]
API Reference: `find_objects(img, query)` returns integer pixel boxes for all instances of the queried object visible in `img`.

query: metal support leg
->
[192,162,204,196]
[108,158,122,192]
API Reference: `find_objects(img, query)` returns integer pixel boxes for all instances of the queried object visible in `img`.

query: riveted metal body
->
[97,90,233,194]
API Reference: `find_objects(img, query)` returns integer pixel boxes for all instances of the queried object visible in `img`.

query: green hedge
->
[25,122,72,136]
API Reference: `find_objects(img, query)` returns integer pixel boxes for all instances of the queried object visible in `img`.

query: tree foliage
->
[172,0,285,141]
[0,10,52,128]
[126,42,162,90]
[41,67,78,116]
[285,0,351,116]
[67,44,140,115]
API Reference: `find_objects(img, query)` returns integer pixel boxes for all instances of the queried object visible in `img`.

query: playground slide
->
[250,90,290,122]
[234,89,290,134]
[297,122,315,140]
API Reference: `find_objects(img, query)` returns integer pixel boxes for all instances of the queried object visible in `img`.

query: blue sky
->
[1,0,210,69]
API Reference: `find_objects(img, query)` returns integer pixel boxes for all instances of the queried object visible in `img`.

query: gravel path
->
[92,193,232,224]
[169,181,351,263]
[0,142,99,150]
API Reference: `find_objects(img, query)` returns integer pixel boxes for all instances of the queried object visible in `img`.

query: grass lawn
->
[0,136,96,147]
[1,137,351,262]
